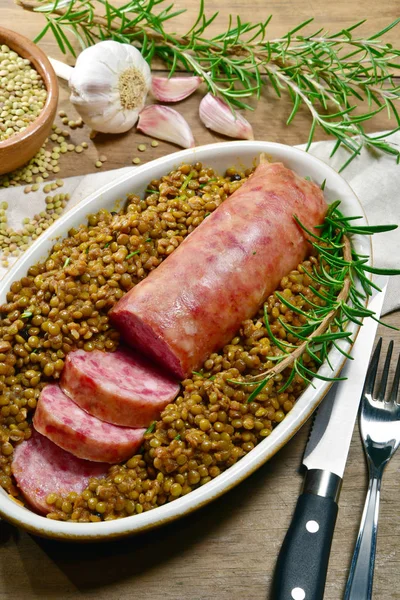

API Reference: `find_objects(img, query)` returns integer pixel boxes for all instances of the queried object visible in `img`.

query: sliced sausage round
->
[60,347,180,427]
[11,430,108,514]
[33,384,145,463]
[110,161,327,378]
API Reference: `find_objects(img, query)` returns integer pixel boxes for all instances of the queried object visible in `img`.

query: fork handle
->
[344,467,383,600]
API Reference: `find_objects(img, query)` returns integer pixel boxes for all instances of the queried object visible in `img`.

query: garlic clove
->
[137,105,195,148]
[199,93,254,140]
[69,40,152,134]
[151,76,202,102]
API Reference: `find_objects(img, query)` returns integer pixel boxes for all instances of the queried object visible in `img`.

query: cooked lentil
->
[0,162,323,520]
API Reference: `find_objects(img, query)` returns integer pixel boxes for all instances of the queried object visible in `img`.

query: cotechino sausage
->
[110,162,327,379]
[12,430,108,514]
[61,348,179,427]
[34,384,145,463]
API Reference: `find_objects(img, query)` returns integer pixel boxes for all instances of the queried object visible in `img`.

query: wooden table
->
[1,1,400,598]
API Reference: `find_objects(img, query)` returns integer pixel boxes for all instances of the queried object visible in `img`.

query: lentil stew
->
[1,161,328,522]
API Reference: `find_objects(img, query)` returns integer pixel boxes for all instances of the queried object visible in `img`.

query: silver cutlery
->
[344,338,400,600]
[272,279,387,600]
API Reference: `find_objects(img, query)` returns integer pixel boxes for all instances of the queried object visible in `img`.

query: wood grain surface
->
[1,1,400,599]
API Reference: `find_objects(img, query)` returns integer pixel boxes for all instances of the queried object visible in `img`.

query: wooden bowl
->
[0,26,59,176]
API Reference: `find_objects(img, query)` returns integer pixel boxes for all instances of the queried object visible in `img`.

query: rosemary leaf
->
[20,0,400,169]
[239,201,398,397]
[144,421,156,434]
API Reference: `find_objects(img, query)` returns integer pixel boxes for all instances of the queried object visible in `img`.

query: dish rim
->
[0,140,371,540]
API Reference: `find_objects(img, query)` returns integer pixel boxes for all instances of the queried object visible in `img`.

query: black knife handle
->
[272,492,338,600]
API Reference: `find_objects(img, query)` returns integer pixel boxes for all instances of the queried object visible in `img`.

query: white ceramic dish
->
[0,141,371,540]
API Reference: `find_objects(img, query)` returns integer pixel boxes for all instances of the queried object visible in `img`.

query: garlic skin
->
[199,93,254,140]
[69,41,152,134]
[151,76,202,102]
[137,105,195,148]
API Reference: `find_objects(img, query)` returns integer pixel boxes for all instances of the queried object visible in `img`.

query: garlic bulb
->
[199,93,254,140]
[69,41,152,134]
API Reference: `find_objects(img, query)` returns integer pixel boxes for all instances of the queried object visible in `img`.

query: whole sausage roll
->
[110,161,327,379]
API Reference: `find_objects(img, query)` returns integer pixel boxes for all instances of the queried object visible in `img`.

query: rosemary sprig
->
[234,202,400,401]
[18,0,400,169]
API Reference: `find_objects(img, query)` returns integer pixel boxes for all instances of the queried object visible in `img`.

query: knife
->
[271,277,388,600]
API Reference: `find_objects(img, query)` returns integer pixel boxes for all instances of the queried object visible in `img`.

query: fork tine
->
[363,337,382,397]
[377,340,394,402]
[389,351,400,404]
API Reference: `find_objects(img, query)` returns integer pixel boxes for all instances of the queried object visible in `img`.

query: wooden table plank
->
[1,1,400,599]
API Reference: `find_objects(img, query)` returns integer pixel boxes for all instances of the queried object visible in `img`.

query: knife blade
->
[272,277,388,600]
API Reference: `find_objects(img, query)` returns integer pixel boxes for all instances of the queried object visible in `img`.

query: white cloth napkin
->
[0,133,399,314]
[302,134,400,314]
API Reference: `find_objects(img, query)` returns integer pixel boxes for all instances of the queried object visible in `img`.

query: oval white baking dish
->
[0,141,370,540]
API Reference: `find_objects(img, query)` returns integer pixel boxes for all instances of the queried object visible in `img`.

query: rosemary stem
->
[18,0,400,166]
[16,0,186,45]
[266,64,319,119]
[249,236,352,382]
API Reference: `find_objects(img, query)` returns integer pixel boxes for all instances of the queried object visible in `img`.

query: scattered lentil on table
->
[0,162,324,522]
[0,107,92,266]
[0,122,77,189]
[0,102,163,269]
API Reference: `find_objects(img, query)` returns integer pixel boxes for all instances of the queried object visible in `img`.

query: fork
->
[344,338,400,600]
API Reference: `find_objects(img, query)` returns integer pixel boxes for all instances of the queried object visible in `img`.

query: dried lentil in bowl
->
[0,162,323,520]
[0,44,47,142]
